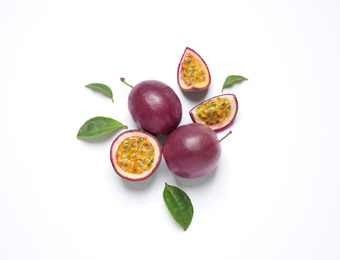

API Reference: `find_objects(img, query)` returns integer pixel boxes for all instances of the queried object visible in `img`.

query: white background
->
[1,0,340,259]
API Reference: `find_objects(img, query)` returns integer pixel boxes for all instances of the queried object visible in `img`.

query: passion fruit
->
[177,47,211,92]
[189,94,238,131]
[121,78,182,135]
[163,123,232,179]
[110,130,162,181]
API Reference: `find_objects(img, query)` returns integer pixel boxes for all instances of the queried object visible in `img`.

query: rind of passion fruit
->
[123,79,182,135]
[177,47,211,92]
[110,130,162,181]
[189,94,238,131]
[163,123,221,179]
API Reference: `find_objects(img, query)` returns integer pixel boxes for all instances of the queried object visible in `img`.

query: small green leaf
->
[77,116,127,138]
[85,83,114,102]
[222,75,248,92]
[163,183,194,231]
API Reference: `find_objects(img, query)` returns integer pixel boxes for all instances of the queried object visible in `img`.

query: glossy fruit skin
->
[128,80,182,135]
[163,123,221,179]
[110,130,162,181]
[189,94,238,132]
[177,47,211,92]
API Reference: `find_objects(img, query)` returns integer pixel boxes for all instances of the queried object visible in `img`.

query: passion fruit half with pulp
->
[110,130,162,181]
[189,94,238,131]
[177,47,211,92]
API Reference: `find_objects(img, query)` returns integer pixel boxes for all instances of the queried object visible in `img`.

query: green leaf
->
[85,83,114,102]
[163,183,194,231]
[222,75,248,92]
[77,116,127,138]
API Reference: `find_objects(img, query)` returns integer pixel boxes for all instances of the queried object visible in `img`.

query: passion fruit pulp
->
[121,78,182,135]
[163,123,229,179]
[110,130,162,181]
[189,94,238,131]
[177,47,211,92]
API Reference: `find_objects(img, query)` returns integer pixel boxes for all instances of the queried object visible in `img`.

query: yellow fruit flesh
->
[117,136,155,174]
[196,97,232,126]
[181,53,206,86]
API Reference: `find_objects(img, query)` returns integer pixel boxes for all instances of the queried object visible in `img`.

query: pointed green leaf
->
[222,75,248,92]
[163,183,194,231]
[85,83,114,102]
[77,116,127,138]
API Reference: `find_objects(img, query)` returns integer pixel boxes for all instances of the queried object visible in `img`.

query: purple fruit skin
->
[163,123,221,178]
[128,80,182,135]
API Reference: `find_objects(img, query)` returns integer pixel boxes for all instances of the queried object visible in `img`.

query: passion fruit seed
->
[181,53,206,86]
[116,136,155,174]
[196,97,232,126]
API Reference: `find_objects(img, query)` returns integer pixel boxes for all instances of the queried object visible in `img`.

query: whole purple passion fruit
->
[121,78,182,135]
[189,94,238,131]
[177,47,211,92]
[110,130,162,181]
[163,123,232,179]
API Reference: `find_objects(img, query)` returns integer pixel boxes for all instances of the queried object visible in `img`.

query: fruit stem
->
[219,130,232,143]
[120,77,134,88]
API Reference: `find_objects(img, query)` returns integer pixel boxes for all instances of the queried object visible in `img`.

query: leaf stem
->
[219,130,232,143]
[120,77,134,88]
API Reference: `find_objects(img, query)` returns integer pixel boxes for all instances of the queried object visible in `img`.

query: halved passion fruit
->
[110,130,162,181]
[189,94,238,131]
[177,47,211,92]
